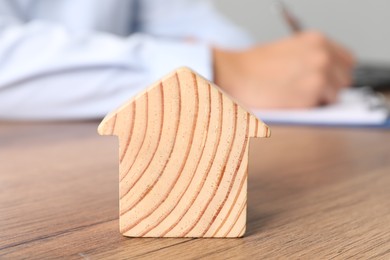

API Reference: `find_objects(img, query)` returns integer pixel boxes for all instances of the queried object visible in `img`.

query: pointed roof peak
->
[98,67,270,138]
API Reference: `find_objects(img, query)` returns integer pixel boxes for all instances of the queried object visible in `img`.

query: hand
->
[213,31,355,109]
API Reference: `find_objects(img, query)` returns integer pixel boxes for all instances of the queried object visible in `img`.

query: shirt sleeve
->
[0,1,251,120]
[137,0,253,49]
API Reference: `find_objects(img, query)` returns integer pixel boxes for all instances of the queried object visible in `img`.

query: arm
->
[0,20,213,120]
[137,0,355,109]
[0,0,248,120]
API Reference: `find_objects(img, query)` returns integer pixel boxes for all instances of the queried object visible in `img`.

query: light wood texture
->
[1,122,390,259]
[97,67,270,238]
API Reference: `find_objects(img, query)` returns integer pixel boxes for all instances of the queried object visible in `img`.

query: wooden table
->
[1,122,389,259]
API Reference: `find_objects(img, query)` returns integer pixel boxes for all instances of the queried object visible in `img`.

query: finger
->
[322,67,343,104]
[303,64,340,106]
[308,50,345,92]
[325,41,354,88]
[329,63,352,89]
[317,73,339,105]
[319,86,338,105]
[297,72,328,108]
[328,40,356,69]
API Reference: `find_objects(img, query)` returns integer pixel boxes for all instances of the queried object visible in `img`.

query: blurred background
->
[214,0,390,64]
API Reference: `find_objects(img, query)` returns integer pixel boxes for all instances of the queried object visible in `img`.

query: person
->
[0,0,355,120]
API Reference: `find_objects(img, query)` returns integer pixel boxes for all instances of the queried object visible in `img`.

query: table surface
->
[1,122,390,259]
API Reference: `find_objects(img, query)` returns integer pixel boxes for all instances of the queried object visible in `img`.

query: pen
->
[277,1,389,115]
[277,1,302,33]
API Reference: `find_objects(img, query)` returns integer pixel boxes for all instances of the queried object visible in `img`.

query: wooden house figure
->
[98,67,270,238]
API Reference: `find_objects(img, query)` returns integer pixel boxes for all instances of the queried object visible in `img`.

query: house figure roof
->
[98,67,270,238]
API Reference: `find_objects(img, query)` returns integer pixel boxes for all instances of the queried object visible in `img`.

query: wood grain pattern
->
[97,67,270,237]
[1,121,390,259]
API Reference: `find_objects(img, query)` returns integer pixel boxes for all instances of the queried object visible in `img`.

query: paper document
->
[253,88,389,126]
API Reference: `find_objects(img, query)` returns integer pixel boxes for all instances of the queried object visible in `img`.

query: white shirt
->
[0,0,252,120]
